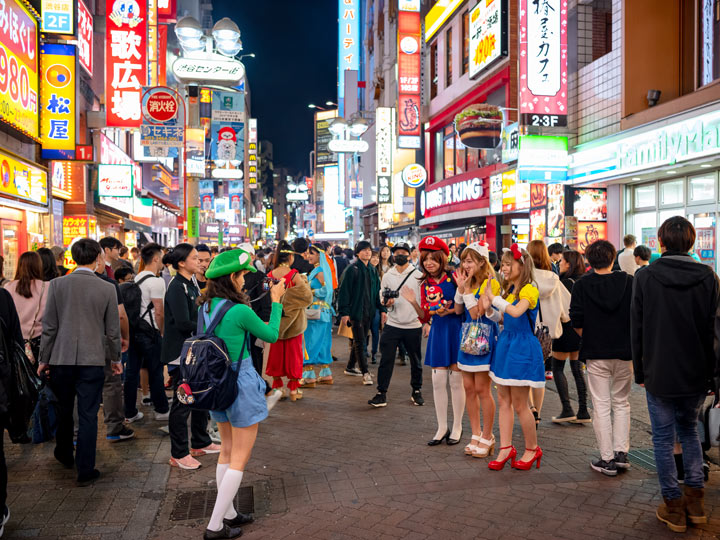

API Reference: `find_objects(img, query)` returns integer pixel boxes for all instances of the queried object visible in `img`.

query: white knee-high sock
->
[431,369,449,439]
[448,370,466,440]
[208,469,244,531]
[215,463,237,520]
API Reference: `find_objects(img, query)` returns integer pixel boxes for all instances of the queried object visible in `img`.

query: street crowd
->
[0,215,718,538]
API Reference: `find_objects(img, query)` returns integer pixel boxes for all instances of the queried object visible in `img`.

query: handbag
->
[528,302,552,358]
[337,320,354,338]
[24,281,45,364]
[306,301,324,320]
[460,319,492,356]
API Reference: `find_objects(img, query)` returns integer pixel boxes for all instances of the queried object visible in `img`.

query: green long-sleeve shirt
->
[209,298,282,362]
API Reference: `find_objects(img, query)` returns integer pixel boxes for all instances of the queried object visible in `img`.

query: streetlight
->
[239,53,256,61]
[175,16,243,57]
[325,101,338,107]
[212,17,242,56]
[308,103,328,111]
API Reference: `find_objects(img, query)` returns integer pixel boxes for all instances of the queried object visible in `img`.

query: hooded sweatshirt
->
[631,253,720,398]
[534,268,570,339]
[570,271,633,361]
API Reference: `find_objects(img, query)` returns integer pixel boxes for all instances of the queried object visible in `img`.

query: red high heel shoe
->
[512,447,543,470]
[488,446,517,471]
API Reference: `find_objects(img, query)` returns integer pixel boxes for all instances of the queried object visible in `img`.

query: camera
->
[382,287,399,305]
[262,277,280,292]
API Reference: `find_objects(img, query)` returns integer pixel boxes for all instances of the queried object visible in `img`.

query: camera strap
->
[392,269,414,295]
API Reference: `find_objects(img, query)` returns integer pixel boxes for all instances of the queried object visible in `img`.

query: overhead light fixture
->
[632,177,641,181]
[349,117,369,136]
[647,89,661,107]
[325,101,338,107]
[700,163,712,168]
[287,182,298,191]
[212,17,241,42]
[175,16,203,40]
[666,170,677,174]
[216,40,242,56]
[180,36,205,52]
[328,118,347,136]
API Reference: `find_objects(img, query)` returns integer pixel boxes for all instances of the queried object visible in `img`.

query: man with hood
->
[570,240,633,478]
[632,216,720,533]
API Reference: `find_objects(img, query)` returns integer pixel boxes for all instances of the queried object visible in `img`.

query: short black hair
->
[585,240,616,270]
[548,243,564,256]
[292,237,310,254]
[658,216,695,253]
[333,246,343,256]
[162,243,195,270]
[114,267,134,282]
[196,243,211,254]
[633,245,652,262]
[72,238,102,266]
[99,237,122,251]
[141,242,163,265]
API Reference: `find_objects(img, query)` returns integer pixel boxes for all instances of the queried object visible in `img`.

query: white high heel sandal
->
[464,435,482,455]
[472,434,496,458]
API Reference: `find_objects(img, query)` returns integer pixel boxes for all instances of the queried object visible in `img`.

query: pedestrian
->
[50,246,69,277]
[99,237,123,280]
[199,249,286,540]
[114,267,134,284]
[0,256,7,287]
[633,245,651,270]
[632,217,720,532]
[115,246,133,272]
[618,234,639,275]
[410,246,420,268]
[265,241,313,400]
[195,243,213,292]
[252,248,266,273]
[38,238,122,486]
[548,243,564,275]
[488,250,500,273]
[368,242,424,408]
[453,243,500,458]
[123,243,170,425]
[162,243,219,470]
[333,246,349,278]
[337,240,384,387]
[291,237,314,275]
[302,244,336,387]
[484,245,544,471]
[550,249,590,424]
[368,250,382,365]
[418,236,465,446]
[570,239,633,477]
[379,245,393,275]
[526,239,571,425]
[36,247,59,281]
[448,243,460,267]
[130,246,140,271]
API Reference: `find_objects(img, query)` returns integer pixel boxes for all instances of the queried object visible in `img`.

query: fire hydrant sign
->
[140,87,184,151]
[105,0,147,127]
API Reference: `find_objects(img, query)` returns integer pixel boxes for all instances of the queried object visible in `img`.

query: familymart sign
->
[569,109,720,183]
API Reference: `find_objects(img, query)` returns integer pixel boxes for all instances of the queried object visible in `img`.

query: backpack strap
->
[199,300,236,335]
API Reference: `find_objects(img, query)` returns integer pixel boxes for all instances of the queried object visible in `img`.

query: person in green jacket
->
[201,249,286,540]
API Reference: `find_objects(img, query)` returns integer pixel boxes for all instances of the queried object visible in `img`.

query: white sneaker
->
[362,373,373,385]
[266,389,283,412]
[154,411,170,421]
[125,411,144,423]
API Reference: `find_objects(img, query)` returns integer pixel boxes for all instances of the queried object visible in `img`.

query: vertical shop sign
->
[247,118,257,188]
[199,180,214,211]
[376,107,394,205]
[41,0,73,34]
[147,0,158,86]
[187,206,200,238]
[397,6,421,149]
[469,0,508,79]
[228,180,242,210]
[519,0,567,128]
[157,0,176,21]
[185,128,205,176]
[337,0,359,109]
[106,0,147,127]
[40,43,76,159]
[315,110,337,167]
[0,0,39,139]
[140,86,184,157]
[158,24,168,86]
[77,0,93,76]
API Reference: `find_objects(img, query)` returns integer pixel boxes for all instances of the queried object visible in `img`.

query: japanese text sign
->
[62,215,90,246]
[519,0,568,127]
[397,9,421,149]
[0,148,47,204]
[77,0,93,76]
[147,0,157,86]
[140,86,184,153]
[98,163,133,197]
[247,118,257,187]
[41,0,73,34]
[337,0,359,106]
[211,90,244,174]
[376,107,394,205]
[469,0,508,79]
[105,0,147,127]
[0,0,39,138]
[40,43,76,160]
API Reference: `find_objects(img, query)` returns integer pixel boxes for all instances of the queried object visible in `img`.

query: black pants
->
[168,369,212,458]
[347,318,371,374]
[377,325,423,393]
[251,338,271,394]
[125,330,169,417]
[51,365,105,476]
[0,416,6,512]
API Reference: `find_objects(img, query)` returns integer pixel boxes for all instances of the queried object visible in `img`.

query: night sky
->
[213,0,337,174]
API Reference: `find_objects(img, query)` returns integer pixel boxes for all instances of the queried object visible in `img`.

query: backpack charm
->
[176,382,195,405]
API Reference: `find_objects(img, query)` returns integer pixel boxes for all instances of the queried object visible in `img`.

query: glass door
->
[1,220,20,279]
[688,213,717,270]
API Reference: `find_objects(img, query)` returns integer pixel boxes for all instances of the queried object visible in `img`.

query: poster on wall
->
[530,183,547,208]
[530,208,546,241]
[547,183,565,238]
[489,173,503,214]
[501,170,516,212]
[579,221,607,253]
[376,107,394,205]
[564,215,578,250]
[571,188,607,221]
[469,0,508,79]
[210,90,244,178]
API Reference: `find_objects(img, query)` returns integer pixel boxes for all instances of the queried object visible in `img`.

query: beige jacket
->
[533,269,571,339]
[278,274,313,340]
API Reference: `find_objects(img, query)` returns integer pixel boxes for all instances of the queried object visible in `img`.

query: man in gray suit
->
[39,238,122,486]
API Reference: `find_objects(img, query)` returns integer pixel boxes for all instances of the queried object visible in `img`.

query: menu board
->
[571,188,607,221]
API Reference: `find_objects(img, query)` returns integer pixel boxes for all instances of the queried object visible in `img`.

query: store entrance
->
[1,219,22,279]
[688,213,716,270]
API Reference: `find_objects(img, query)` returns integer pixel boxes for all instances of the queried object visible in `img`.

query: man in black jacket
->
[291,237,314,275]
[632,217,720,532]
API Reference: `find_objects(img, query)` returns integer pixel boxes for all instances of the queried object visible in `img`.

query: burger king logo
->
[401,164,427,188]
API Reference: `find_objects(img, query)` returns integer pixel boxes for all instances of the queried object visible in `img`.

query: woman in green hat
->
[200,249,286,540]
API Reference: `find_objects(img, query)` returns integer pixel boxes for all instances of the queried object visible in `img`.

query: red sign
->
[305,176,313,191]
[78,0,93,76]
[397,9,421,149]
[76,145,93,161]
[145,91,178,122]
[105,0,147,127]
[157,0,177,21]
[158,25,168,86]
[578,221,607,253]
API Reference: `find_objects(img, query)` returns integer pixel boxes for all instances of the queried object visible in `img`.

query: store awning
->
[124,219,152,234]
[386,226,411,237]
[421,226,467,240]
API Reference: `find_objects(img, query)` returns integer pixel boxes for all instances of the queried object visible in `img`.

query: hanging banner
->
[519,0,568,128]
[397,7,421,149]
[210,90,244,178]
[469,0,508,79]
[106,0,147,127]
[376,107,394,205]
[98,164,133,197]
[185,128,205,177]
[77,0,93,76]
[41,0,73,34]
[187,206,200,237]
[40,43,76,160]
[199,180,214,211]
[0,0,39,139]
[147,0,158,86]
[228,180,242,210]
[247,118,257,188]
[337,0,359,110]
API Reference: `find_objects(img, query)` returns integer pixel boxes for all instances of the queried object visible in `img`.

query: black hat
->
[354,240,372,255]
[391,242,412,254]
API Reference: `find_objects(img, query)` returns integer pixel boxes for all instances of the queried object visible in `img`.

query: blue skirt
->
[489,330,546,388]
[304,317,332,366]
[210,359,268,428]
[424,315,462,368]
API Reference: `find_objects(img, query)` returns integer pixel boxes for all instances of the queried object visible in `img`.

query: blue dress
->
[423,276,462,368]
[489,284,546,387]
[303,267,334,380]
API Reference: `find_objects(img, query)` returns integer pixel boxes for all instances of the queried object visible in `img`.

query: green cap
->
[205,249,257,279]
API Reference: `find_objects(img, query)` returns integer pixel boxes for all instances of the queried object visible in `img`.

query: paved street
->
[5,338,720,539]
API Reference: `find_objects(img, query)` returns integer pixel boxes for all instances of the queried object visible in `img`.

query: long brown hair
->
[500,248,536,300]
[527,240,552,271]
[14,251,43,298]
[418,249,447,283]
[561,250,586,280]
[198,271,250,316]
[460,247,496,290]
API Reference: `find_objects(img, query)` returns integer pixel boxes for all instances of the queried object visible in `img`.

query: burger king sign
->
[401,164,427,188]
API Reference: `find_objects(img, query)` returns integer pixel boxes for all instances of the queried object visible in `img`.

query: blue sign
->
[210,90,245,165]
[41,0,73,34]
[307,229,314,237]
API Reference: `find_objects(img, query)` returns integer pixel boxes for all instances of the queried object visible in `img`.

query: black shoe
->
[107,425,135,442]
[411,390,424,406]
[224,512,254,527]
[204,524,243,539]
[703,461,710,482]
[447,430,462,445]
[371,354,377,365]
[77,469,101,487]
[614,451,631,470]
[368,393,387,408]
[590,459,617,476]
[428,430,450,446]
[400,356,408,366]
[0,505,9,537]
[572,408,592,424]
[551,405,577,423]
[54,448,74,469]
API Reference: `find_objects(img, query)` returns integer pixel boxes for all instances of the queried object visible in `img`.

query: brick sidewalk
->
[5,338,720,539]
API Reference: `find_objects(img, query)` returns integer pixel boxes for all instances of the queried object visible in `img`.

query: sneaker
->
[169,455,201,470]
[614,451,631,470]
[590,458,617,476]
[159,426,170,435]
[1,504,9,537]
[154,411,170,421]
[125,411,144,423]
[344,368,362,376]
[411,390,424,406]
[266,389,283,412]
[368,393,387,408]
[370,354,377,365]
[362,373,373,385]
[107,426,135,442]
[571,409,592,424]
[208,428,221,445]
[703,461,710,482]
[191,443,221,457]
[141,395,152,406]
[400,355,408,366]
[545,371,553,380]
[551,406,576,423]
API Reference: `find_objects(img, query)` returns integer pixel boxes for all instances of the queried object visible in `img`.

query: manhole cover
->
[627,448,657,472]
[170,486,254,521]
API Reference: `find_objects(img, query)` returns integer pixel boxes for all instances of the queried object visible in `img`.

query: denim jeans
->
[646,391,705,500]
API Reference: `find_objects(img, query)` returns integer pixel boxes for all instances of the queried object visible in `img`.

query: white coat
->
[533,268,571,339]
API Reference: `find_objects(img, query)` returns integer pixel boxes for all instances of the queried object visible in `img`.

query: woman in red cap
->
[418,236,465,446]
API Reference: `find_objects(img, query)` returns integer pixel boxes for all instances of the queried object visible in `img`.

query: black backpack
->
[120,275,158,332]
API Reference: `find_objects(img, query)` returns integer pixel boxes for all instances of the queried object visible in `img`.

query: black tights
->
[552,357,588,414]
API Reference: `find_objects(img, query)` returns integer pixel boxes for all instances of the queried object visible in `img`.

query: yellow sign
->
[265,208,273,228]
[424,0,464,41]
[40,43,76,159]
[0,149,48,205]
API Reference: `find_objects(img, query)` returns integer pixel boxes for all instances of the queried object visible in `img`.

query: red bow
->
[510,243,523,261]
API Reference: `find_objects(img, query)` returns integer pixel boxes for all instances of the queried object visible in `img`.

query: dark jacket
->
[334,256,349,278]
[244,269,272,323]
[631,253,720,398]
[570,271,633,361]
[161,273,200,365]
[0,289,22,414]
[291,256,314,275]
[337,260,384,321]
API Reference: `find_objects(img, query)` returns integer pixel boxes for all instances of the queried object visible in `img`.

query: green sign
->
[218,228,224,246]
[188,206,200,238]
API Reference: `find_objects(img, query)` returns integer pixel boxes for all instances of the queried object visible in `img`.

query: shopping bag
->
[460,320,492,356]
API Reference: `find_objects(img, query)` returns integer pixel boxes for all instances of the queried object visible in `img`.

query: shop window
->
[455,133,466,175]
[634,184,656,209]
[444,131,455,179]
[467,148,479,171]
[689,173,716,202]
[660,179,684,206]
[430,42,438,99]
[592,5,612,61]
[446,28,453,87]
[462,11,469,76]
[434,131,443,182]
[632,212,657,247]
